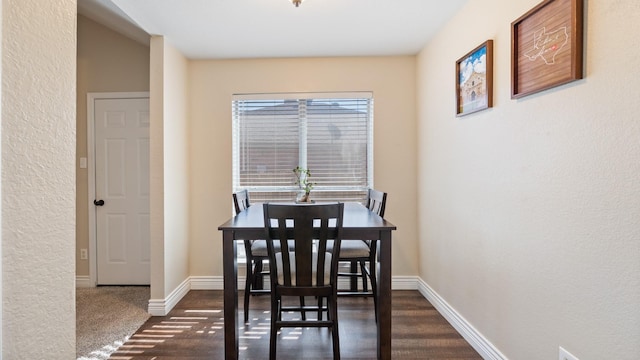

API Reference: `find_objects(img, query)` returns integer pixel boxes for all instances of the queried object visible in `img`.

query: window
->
[232,92,373,203]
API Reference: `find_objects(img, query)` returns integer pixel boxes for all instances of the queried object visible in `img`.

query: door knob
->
[94,199,105,206]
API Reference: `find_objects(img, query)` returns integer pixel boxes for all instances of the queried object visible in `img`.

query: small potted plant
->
[293,166,314,202]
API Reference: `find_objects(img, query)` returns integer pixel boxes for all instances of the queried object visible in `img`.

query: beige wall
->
[149,37,190,301]
[417,0,640,358]
[76,15,150,276]
[2,0,76,357]
[187,57,418,278]
[1,2,3,350]
[72,2,640,357]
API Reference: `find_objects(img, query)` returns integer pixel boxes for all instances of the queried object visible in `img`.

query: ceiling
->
[78,0,469,60]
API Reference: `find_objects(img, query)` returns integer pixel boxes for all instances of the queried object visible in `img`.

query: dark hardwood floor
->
[109,290,481,359]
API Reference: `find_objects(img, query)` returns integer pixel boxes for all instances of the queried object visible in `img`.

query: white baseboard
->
[390,275,420,290]
[190,275,224,290]
[75,275,92,288]
[417,278,507,360]
[148,278,191,316]
[183,275,420,291]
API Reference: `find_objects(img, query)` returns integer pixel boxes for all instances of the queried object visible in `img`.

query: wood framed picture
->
[456,40,493,117]
[511,0,584,99]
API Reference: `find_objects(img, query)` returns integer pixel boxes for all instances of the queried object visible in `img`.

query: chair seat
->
[328,239,370,258]
[251,240,295,257]
[275,251,332,285]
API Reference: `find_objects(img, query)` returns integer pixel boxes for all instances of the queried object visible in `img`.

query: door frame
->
[87,92,150,286]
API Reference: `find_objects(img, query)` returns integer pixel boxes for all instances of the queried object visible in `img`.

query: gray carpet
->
[76,286,151,360]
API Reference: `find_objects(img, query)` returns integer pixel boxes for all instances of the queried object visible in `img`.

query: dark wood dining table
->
[218,201,396,359]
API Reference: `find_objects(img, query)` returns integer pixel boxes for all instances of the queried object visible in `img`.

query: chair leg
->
[360,260,369,292]
[368,259,378,323]
[300,296,306,320]
[317,296,323,320]
[244,259,255,322]
[269,296,279,360]
[349,260,358,291]
[329,295,340,360]
[253,260,264,289]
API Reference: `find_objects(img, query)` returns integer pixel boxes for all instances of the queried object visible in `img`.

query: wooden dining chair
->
[233,190,302,322]
[233,190,270,322]
[334,188,387,317]
[263,202,344,360]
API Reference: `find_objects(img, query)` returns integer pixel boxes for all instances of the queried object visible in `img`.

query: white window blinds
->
[232,92,373,203]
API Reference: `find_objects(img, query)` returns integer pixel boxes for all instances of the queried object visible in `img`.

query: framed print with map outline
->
[511,0,583,99]
[456,40,493,116]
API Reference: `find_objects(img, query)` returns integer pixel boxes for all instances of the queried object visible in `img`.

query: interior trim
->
[148,278,190,316]
[417,278,507,360]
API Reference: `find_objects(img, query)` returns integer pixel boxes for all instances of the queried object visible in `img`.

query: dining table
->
[218,201,396,359]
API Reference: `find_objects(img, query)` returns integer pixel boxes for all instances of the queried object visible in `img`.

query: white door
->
[94,97,150,285]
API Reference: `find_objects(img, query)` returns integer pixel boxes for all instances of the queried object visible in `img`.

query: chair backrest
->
[366,188,387,217]
[232,190,250,215]
[263,203,344,288]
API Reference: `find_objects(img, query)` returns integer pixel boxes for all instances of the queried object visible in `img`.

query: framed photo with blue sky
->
[456,40,494,116]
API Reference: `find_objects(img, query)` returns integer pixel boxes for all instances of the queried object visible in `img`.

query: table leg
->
[223,231,238,360]
[377,230,392,360]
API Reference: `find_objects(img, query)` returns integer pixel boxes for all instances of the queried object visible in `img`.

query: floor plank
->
[110,290,482,359]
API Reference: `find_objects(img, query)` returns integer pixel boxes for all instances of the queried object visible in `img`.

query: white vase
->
[296,191,311,203]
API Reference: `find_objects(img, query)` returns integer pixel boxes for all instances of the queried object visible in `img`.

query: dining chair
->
[233,190,302,322]
[333,188,387,318]
[233,190,270,322]
[263,202,344,360]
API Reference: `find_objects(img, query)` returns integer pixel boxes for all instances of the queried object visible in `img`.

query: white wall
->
[149,36,190,302]
[0,1,3,353]
[187,57,418,279]
[417,0,640,358]
[160,39,190,296]
[1,0,76,357]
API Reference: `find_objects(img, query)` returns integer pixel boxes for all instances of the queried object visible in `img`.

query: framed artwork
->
[511,0,584,99]
[456,40,493,116]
